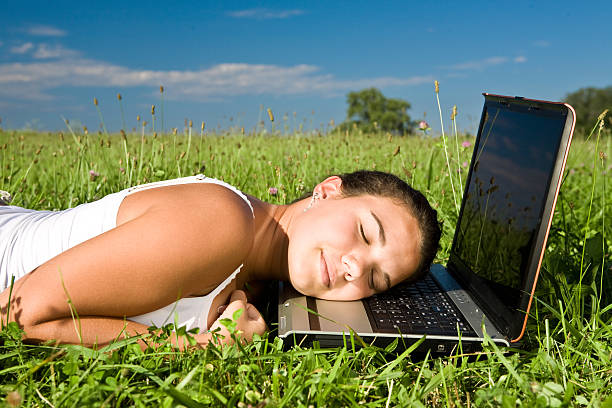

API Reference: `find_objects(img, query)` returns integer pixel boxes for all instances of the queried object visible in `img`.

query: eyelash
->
[360,224,370,245]
[361,223,377,290]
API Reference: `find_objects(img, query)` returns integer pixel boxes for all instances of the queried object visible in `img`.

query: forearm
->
[21,316,214,350]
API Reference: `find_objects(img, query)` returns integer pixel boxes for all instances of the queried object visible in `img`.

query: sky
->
[1,0,611,134]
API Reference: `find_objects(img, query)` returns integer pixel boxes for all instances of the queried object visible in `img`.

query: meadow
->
[0,110,610,406]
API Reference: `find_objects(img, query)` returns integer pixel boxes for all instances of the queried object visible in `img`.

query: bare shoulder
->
[117,181,255,270]
[118,181,254,235]
[146,182,256,263]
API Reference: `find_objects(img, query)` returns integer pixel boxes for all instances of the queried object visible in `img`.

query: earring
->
[304,192,320,212]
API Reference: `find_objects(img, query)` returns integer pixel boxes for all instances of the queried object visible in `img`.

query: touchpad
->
[315,299,372,333]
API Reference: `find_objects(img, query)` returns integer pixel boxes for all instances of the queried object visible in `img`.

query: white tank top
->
[0,175,254,331]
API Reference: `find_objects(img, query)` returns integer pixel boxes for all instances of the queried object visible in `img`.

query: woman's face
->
[287,177,421,301]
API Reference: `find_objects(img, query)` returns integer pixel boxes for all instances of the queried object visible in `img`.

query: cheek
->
[286,241,315,294]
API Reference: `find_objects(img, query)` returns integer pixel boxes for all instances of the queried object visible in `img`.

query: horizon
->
[1,0,611,134]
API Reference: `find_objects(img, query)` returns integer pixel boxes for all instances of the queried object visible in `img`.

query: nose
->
[341,254,367,282]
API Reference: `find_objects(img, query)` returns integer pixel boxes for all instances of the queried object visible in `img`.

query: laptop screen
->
[451,96,568,323]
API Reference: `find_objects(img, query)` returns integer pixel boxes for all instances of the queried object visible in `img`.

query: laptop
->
[277,93,576,353]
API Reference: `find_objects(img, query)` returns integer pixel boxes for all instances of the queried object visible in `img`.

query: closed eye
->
[360,224,370,245]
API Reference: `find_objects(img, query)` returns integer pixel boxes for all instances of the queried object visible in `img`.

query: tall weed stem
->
[434,81,459,215]
[577,113,606,316]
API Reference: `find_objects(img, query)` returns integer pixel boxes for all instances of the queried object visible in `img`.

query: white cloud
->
[10,42,34,54]
[446,56,508,71]
[532,40,550,47]
[227,8,305,19]
[0,52,432,101]
[514,56,527,63]
[33,44,78,59]
[26,24,67,37]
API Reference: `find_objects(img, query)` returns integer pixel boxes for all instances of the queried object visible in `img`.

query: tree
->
[563,86,612,132]
[342,88,413,134]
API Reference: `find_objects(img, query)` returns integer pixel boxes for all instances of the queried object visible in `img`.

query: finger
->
[246,303,262,320]
[229,289,247,303]
[246,304,267,334]
[222,299,246,314]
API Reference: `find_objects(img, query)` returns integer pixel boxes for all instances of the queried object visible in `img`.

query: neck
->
[242,195,308,283]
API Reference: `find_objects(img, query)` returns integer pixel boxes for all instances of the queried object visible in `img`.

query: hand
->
[207,290,267,344]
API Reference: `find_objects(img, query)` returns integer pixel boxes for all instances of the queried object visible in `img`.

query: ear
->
[313,176,343,199]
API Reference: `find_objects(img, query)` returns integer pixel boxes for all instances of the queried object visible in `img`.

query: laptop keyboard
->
[364,275,477,336]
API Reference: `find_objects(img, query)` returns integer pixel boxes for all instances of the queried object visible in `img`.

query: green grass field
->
[0,118,610,407]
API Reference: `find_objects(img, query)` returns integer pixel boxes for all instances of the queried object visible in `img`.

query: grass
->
[0,113,610,406]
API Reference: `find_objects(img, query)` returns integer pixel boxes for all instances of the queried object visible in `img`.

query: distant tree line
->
[339,88,414,134]
[563,85,612,133]
[337,85,612,136]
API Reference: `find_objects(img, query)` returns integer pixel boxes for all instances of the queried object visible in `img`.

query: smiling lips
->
[320,250,335,288]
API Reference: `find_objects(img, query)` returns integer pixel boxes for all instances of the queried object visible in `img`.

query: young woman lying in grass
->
[0,170,440,349]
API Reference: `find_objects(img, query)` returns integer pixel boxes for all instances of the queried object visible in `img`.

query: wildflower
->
[462,161,468,168]
[201,121,205,132]
[0,190,12,205]
[160,85,164,94]
[268,187,278,195]
[6,391,21,407]
[267,108,274,122]
[418,121,429,130]
[89,170,100,181]
[151,105,155,115]
[119,167,125,173]
[93,97,98,106]
[393,146,400,156]
[117,93,122,101]
[462,141,471,148]
[434,80,439,93]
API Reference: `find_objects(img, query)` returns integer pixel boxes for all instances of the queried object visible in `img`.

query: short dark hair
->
[334,170,441,283]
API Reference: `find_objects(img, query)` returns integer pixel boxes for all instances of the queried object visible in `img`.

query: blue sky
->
[1,0,610,133]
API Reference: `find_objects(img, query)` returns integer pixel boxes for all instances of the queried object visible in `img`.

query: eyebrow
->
[370,211,386,246]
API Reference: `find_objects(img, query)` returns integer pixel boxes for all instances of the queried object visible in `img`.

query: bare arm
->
[21,290,265,350]
[0,184,257,345]
[21,316,192,350]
